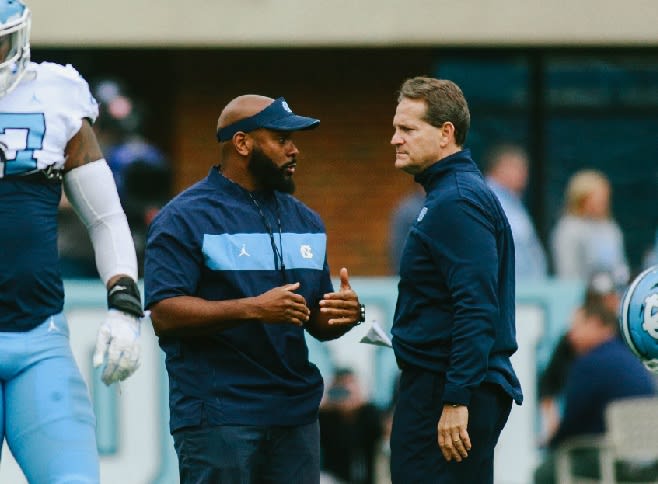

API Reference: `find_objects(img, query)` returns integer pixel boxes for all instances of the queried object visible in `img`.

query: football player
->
[0,1,143,482]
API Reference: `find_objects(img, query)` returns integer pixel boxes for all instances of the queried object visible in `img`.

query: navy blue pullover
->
[145,168,332,432]
[550,337,655,448]
[392,149,523,406]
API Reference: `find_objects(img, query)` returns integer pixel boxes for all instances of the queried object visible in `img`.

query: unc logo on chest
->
[300,244,313,259]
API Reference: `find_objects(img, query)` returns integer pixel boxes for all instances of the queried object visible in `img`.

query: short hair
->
[583,299,618,331]
[563,169,611,217]
[398,76,471,146]
[484,143,528,174]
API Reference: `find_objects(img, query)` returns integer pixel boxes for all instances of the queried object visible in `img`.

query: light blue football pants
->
[0,313,99,483]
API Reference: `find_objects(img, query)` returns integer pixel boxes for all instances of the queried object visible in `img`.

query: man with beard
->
[144,94,366,484]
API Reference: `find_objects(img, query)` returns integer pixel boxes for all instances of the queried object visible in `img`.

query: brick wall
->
[169,49,436,276]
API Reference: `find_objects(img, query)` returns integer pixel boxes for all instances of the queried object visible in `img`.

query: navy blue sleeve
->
[418,198,499,405]
[144,207,202,309]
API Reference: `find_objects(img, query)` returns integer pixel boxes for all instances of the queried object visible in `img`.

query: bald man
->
[144,95,366,483]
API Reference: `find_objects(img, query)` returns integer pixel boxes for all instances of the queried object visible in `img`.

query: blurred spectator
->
[485,144,548,280]
[551,169,629,284]
[537,270,624,444]
[108,139,171,273]
[58,78,172,277]
[319,368,383,484]
[388,186,424,274]
[94,78,172,274]
[534,300,657,484]
[92,78,142,153]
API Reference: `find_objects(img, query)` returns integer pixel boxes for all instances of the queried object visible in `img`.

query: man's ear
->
[233,132,252,156]
[439,122,456,148]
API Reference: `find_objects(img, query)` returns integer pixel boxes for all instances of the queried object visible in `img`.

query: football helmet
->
[0,0,30,96]
[619,265,658,372]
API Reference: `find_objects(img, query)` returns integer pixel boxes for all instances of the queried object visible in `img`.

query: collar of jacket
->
[414,148,478,190]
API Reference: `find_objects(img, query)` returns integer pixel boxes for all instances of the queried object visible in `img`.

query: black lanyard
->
[248,192,286,276]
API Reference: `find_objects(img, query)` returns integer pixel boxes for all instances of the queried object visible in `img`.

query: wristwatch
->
[357,303,366,324]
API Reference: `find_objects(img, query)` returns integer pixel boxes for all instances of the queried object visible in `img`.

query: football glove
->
[93,276,144,385]
[93,309,141,385]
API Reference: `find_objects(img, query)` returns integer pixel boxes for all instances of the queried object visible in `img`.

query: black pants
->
[173,421,321,484]
[390,369,512,484]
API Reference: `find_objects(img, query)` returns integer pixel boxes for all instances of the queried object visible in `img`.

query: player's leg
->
[261,420,321,484]
[4,314,99,484]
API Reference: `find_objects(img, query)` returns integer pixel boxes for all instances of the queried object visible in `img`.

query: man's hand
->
[437,404,472,462]
[93,309,141,385]
[320,267,361,325]
[253,282,310,326]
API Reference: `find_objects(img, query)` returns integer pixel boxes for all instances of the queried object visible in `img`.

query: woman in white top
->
[551,169,629,284]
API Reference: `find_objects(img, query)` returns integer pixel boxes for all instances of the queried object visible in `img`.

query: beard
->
[248,147,295,194]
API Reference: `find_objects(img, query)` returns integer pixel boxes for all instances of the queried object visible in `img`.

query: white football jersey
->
[0,61,98,178]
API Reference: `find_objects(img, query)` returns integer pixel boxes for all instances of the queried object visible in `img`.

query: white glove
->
[93,309,141,385]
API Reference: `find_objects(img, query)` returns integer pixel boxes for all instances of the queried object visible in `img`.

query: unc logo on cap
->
[642,293,658,338]
[281,100,292,113]
[620,265,658,372]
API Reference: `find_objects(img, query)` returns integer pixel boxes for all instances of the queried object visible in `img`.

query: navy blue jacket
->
[550,337,656,448]
[392,149,523,406]
[145,167,333,432]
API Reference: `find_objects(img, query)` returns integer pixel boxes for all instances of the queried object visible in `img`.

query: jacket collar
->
[414,149,478,191]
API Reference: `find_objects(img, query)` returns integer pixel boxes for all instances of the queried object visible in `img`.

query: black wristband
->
[357,303,366,323]
[107,276,144,318]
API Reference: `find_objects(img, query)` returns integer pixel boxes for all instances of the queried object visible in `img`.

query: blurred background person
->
[388,185,424,275]
[94,78,172,275]
[537,269,624,445]
[550,169,629,284]
[58,78,172,278]
[485,143,548,280]
[534,299,657,484]
[319,368,383,484]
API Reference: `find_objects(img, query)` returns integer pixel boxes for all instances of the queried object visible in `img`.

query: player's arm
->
[63,119,144,385]
[63,118,103,170]
[150,282,310,336]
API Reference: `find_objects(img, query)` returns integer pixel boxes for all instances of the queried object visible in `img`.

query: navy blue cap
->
[216,97,320,142]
